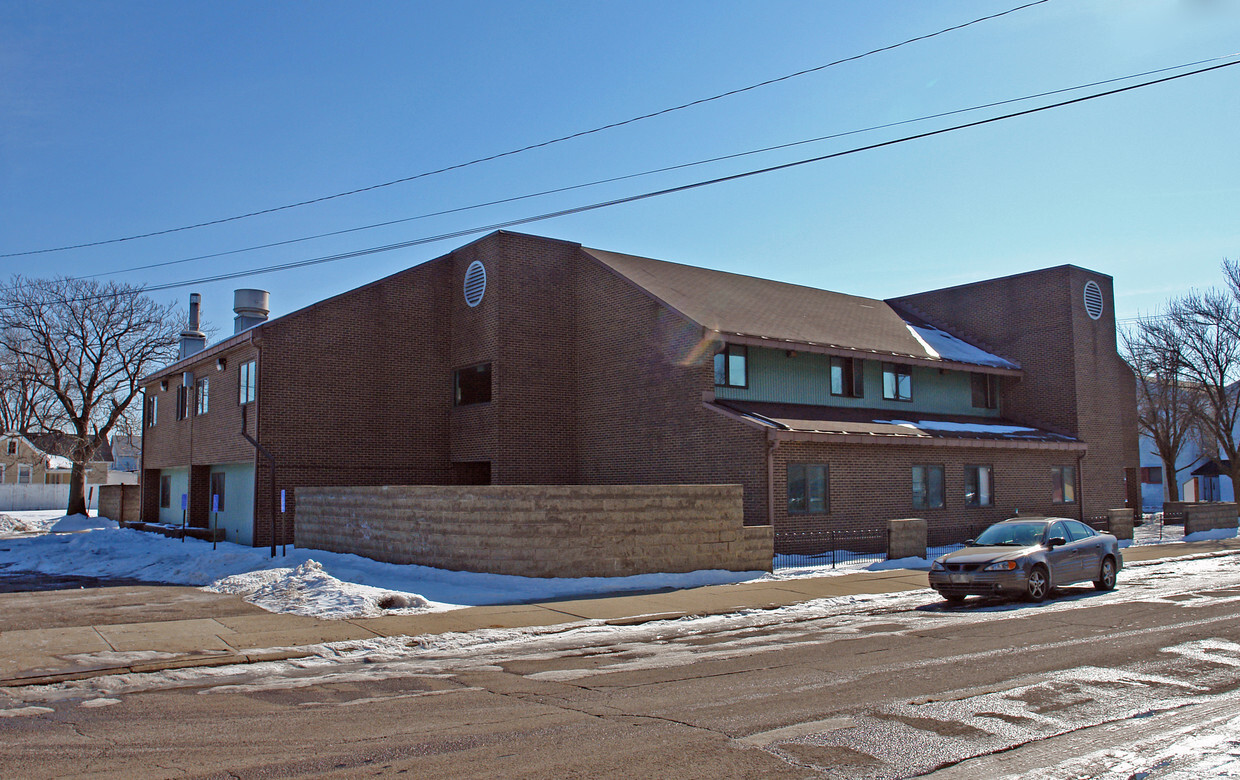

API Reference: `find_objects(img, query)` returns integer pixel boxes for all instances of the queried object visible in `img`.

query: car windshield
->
[973,522,1046,547]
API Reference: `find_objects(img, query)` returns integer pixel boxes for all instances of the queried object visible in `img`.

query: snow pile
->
[49,514,118,533]
[0,514,34,534]
[876,419,1039,435]
[207,560,432,619]
[0,515,762,618]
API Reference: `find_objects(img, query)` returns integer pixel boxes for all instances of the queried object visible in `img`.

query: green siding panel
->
[714,346,1000,417]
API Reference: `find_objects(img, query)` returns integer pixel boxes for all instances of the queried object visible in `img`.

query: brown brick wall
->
[769,438,1093,550]
[295,484,772,577]
[573,250,770,526]
[889,265,1138,520]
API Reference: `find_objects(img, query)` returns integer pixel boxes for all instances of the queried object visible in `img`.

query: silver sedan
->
[928,517,1123,603]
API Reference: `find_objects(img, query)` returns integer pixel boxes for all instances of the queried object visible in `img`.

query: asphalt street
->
[2,549,1238,778]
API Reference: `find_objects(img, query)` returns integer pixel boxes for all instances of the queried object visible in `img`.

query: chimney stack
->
[233,289,270,334]
[178,293,207,361]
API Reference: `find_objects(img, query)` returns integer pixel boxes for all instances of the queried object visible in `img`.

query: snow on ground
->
[0,510,1235,620]
[0,512,760,618]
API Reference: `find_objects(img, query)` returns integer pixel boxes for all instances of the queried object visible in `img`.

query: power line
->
[87,53,1237,281]
[1,0,1050,259]
[9,54,1237,311]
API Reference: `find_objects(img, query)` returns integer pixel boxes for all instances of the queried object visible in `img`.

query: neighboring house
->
[1138,438,1236,511]
[0,432,114,485]
[139,231,1139,549]
[110,434,142,473]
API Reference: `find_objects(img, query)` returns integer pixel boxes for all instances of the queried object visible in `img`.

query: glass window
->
[5,440,15,455]
[195,377,209,415]
[210,472,225,512]
[912,465,945,509]
[1047,521,1069,543]
[1140,466,1162,484]
[965,465,993,507]
[454,363,492,406]
[1052,466,1077,503]
[971,373,999,409]
[146,394,158,426]
[1065,520,1096,541]
[787,463,829,514]
[714,344,747,388]
[830,357,864,398]
[239,360,257,404]
[17,465,31,484]
[882,363,912,401]
[159,475,171,509]
[176,385,189,420]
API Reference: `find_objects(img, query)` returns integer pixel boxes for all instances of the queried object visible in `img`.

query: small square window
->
[830,357,864,398]
[454,363,492,406]
[971,373,999,409]
[913,464,945,510]
[883,363,912,401]
[714,344,747,388]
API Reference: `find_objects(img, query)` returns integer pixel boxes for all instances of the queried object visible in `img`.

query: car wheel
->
[944,593,966,603]
[1026,565,1050,602]
[1094,556,1117,591]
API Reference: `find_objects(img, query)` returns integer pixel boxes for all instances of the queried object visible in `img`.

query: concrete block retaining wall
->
[295,484,773,578]
[98,484,142,524]
[1183,502,1239,536]
[887,518,926,560]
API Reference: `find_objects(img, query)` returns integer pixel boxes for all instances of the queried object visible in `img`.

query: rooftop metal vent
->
[1083,280,1104,320]
[463,260,487,308]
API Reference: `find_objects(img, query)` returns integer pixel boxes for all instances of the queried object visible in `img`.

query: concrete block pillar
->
[887,518,927,560]
[1106,508,1134,541]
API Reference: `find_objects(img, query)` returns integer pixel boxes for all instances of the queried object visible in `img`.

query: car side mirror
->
[1047,536,1067,548]
[964,539,975,546]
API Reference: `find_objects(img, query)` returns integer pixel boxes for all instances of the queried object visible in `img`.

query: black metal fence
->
[773,528,888,571]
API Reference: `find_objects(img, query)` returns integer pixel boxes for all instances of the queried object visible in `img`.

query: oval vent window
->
[463,260,487,308]
[1083,280,1104,320]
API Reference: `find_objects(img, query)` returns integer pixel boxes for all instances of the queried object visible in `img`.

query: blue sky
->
[2,1,1238,334]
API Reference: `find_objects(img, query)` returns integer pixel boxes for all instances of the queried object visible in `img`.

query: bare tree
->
[1160,258,1240,501]
[1123,320,1203,501]
[0,363,56,435]
[0,277,180,515]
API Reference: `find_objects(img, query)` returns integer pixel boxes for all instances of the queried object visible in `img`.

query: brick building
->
[139,231,1139,551]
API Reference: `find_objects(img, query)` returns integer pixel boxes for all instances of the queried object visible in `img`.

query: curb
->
[0,648,312,689]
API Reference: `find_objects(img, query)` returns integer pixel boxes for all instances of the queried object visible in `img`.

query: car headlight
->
[984,560,1019,572]
[930,560,945,571]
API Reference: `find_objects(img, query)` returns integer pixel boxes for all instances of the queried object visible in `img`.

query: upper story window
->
[971,373,999,410]
[454,363,492,406]
[882,363,912,401]
[239,360,257,405]
[176,384,189,420]
[195,377,210,416]
[714,344,747,388]
[5,440,16,456]
[1140,466,1163,484]
[830,357,864,398]
[145,394,158,427]
[1052,465,1077,504]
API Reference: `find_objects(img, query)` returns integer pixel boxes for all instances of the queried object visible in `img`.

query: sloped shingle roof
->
[583,247,1018,370]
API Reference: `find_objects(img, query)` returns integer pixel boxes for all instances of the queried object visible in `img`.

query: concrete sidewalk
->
[2,538,1237,688]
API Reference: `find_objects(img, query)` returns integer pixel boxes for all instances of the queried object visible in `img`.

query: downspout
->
[240,335,278,558]
[766,433,780,527]
[1076,452,1085,522]
[138,387,147,525]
